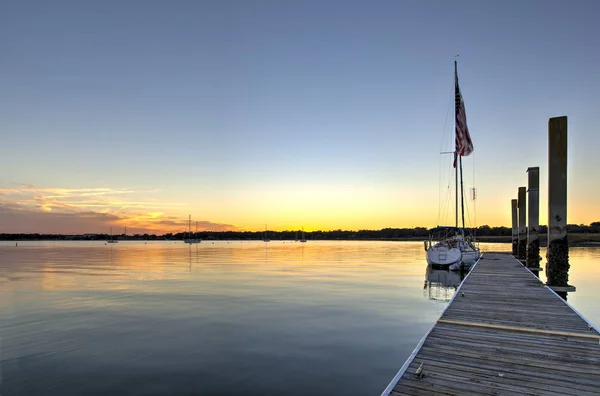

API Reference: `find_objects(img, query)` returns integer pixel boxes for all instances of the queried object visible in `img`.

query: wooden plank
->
[404,360,582,396]
[382,252,600,395]
[424,334,600,364]
[548,285,577,292]
[432,323,600,347]
[436,319,600,338]
[429,329,600,358]
[405,359,600,396]
[417,342,600,376]
[412,351,600,388]
[416,344,600,378]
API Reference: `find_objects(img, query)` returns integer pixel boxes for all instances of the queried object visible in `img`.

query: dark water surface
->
[1,241,598,395]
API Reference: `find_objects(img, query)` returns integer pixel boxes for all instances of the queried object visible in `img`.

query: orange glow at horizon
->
[1,182,600,234]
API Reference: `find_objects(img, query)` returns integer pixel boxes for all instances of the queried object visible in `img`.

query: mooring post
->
[526,167,540,268]
[546,117,571,293]
[511,199,518,256]
[517,187,527,261]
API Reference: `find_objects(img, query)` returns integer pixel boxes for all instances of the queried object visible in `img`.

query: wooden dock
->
[382,253,600,396]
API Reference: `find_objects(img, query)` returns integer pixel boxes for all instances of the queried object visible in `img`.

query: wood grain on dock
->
[382,252,600,396]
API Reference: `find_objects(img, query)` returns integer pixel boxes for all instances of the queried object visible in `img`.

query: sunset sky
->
[1,0,599,234]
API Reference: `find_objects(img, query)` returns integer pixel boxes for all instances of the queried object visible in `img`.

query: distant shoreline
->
[2,233,599,248]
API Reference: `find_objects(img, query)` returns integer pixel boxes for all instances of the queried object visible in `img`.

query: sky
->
[1,0,599,234]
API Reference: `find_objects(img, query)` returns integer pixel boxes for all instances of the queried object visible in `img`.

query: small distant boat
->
[425,60,480,270]
[299,226,307,243]
[184,215,201,244]
[107,227,118,244]
[263,224,270,242]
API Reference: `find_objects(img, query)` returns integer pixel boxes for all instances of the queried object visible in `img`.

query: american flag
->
[454,62,473,168]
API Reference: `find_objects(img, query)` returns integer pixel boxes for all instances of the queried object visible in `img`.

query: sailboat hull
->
[426,246,462,269]
[460,249,480,267]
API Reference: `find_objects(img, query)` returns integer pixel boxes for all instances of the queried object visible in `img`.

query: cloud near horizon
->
[0,185,241,234]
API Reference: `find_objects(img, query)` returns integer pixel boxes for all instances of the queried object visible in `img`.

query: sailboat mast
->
[455,60,467,235]
[455,159,458,228]
[454,60,459,229]
[460,156,466,235]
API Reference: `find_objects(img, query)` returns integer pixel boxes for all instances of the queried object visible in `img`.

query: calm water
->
[1,241,599,395]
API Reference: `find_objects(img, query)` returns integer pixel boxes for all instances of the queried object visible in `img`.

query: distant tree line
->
[2,222,599,241]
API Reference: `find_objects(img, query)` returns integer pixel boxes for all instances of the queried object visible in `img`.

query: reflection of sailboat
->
[184,215,201,244]
[423,265,465,302]
[263,224,270,242]
[425,60,480,270]
[107,227,118,244]
[188,243,200,271]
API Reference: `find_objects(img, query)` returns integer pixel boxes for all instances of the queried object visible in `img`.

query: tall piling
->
[511,199,518,255]
[517,187,527,260]
[526,167,540,268]
[546,116,570,287]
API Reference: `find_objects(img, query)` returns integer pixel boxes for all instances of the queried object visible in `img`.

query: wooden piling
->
[517,186,527,261]
[546,116,570,288]
[526,167,540,268]
[511,199,518,256]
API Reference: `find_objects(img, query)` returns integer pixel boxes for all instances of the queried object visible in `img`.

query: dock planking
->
[382,252,600,396]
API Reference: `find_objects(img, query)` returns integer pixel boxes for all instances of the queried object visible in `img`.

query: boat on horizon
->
[183,215,201,244]
[107,227,118,244]
[425,60,480,270]
[299,226,307,243]
[263,224,270,242]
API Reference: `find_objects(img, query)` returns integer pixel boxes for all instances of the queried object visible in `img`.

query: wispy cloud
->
[0,184,241,233]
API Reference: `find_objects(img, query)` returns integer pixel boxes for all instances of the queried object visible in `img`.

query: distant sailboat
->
[107,227,118,244]
[184,215,201,244]
[299,226,307,243]
[263,224,270,242]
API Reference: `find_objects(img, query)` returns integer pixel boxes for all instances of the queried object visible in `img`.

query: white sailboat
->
[107,227,118,244]
[425,60,480,270]
[184,215,201,244]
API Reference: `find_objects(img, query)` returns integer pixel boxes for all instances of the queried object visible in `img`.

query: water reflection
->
[423,265,465,302]
[1,240,444,396]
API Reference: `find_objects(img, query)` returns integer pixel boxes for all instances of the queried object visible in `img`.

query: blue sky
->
[1,0,599,233]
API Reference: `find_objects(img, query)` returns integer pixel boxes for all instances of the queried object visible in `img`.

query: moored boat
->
[424,60,480,270]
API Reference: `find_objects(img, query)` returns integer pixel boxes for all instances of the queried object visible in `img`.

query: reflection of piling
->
[526,167,540,268]
[511,199,518,256]
[546,116,572,295]
[517,187,527,261]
